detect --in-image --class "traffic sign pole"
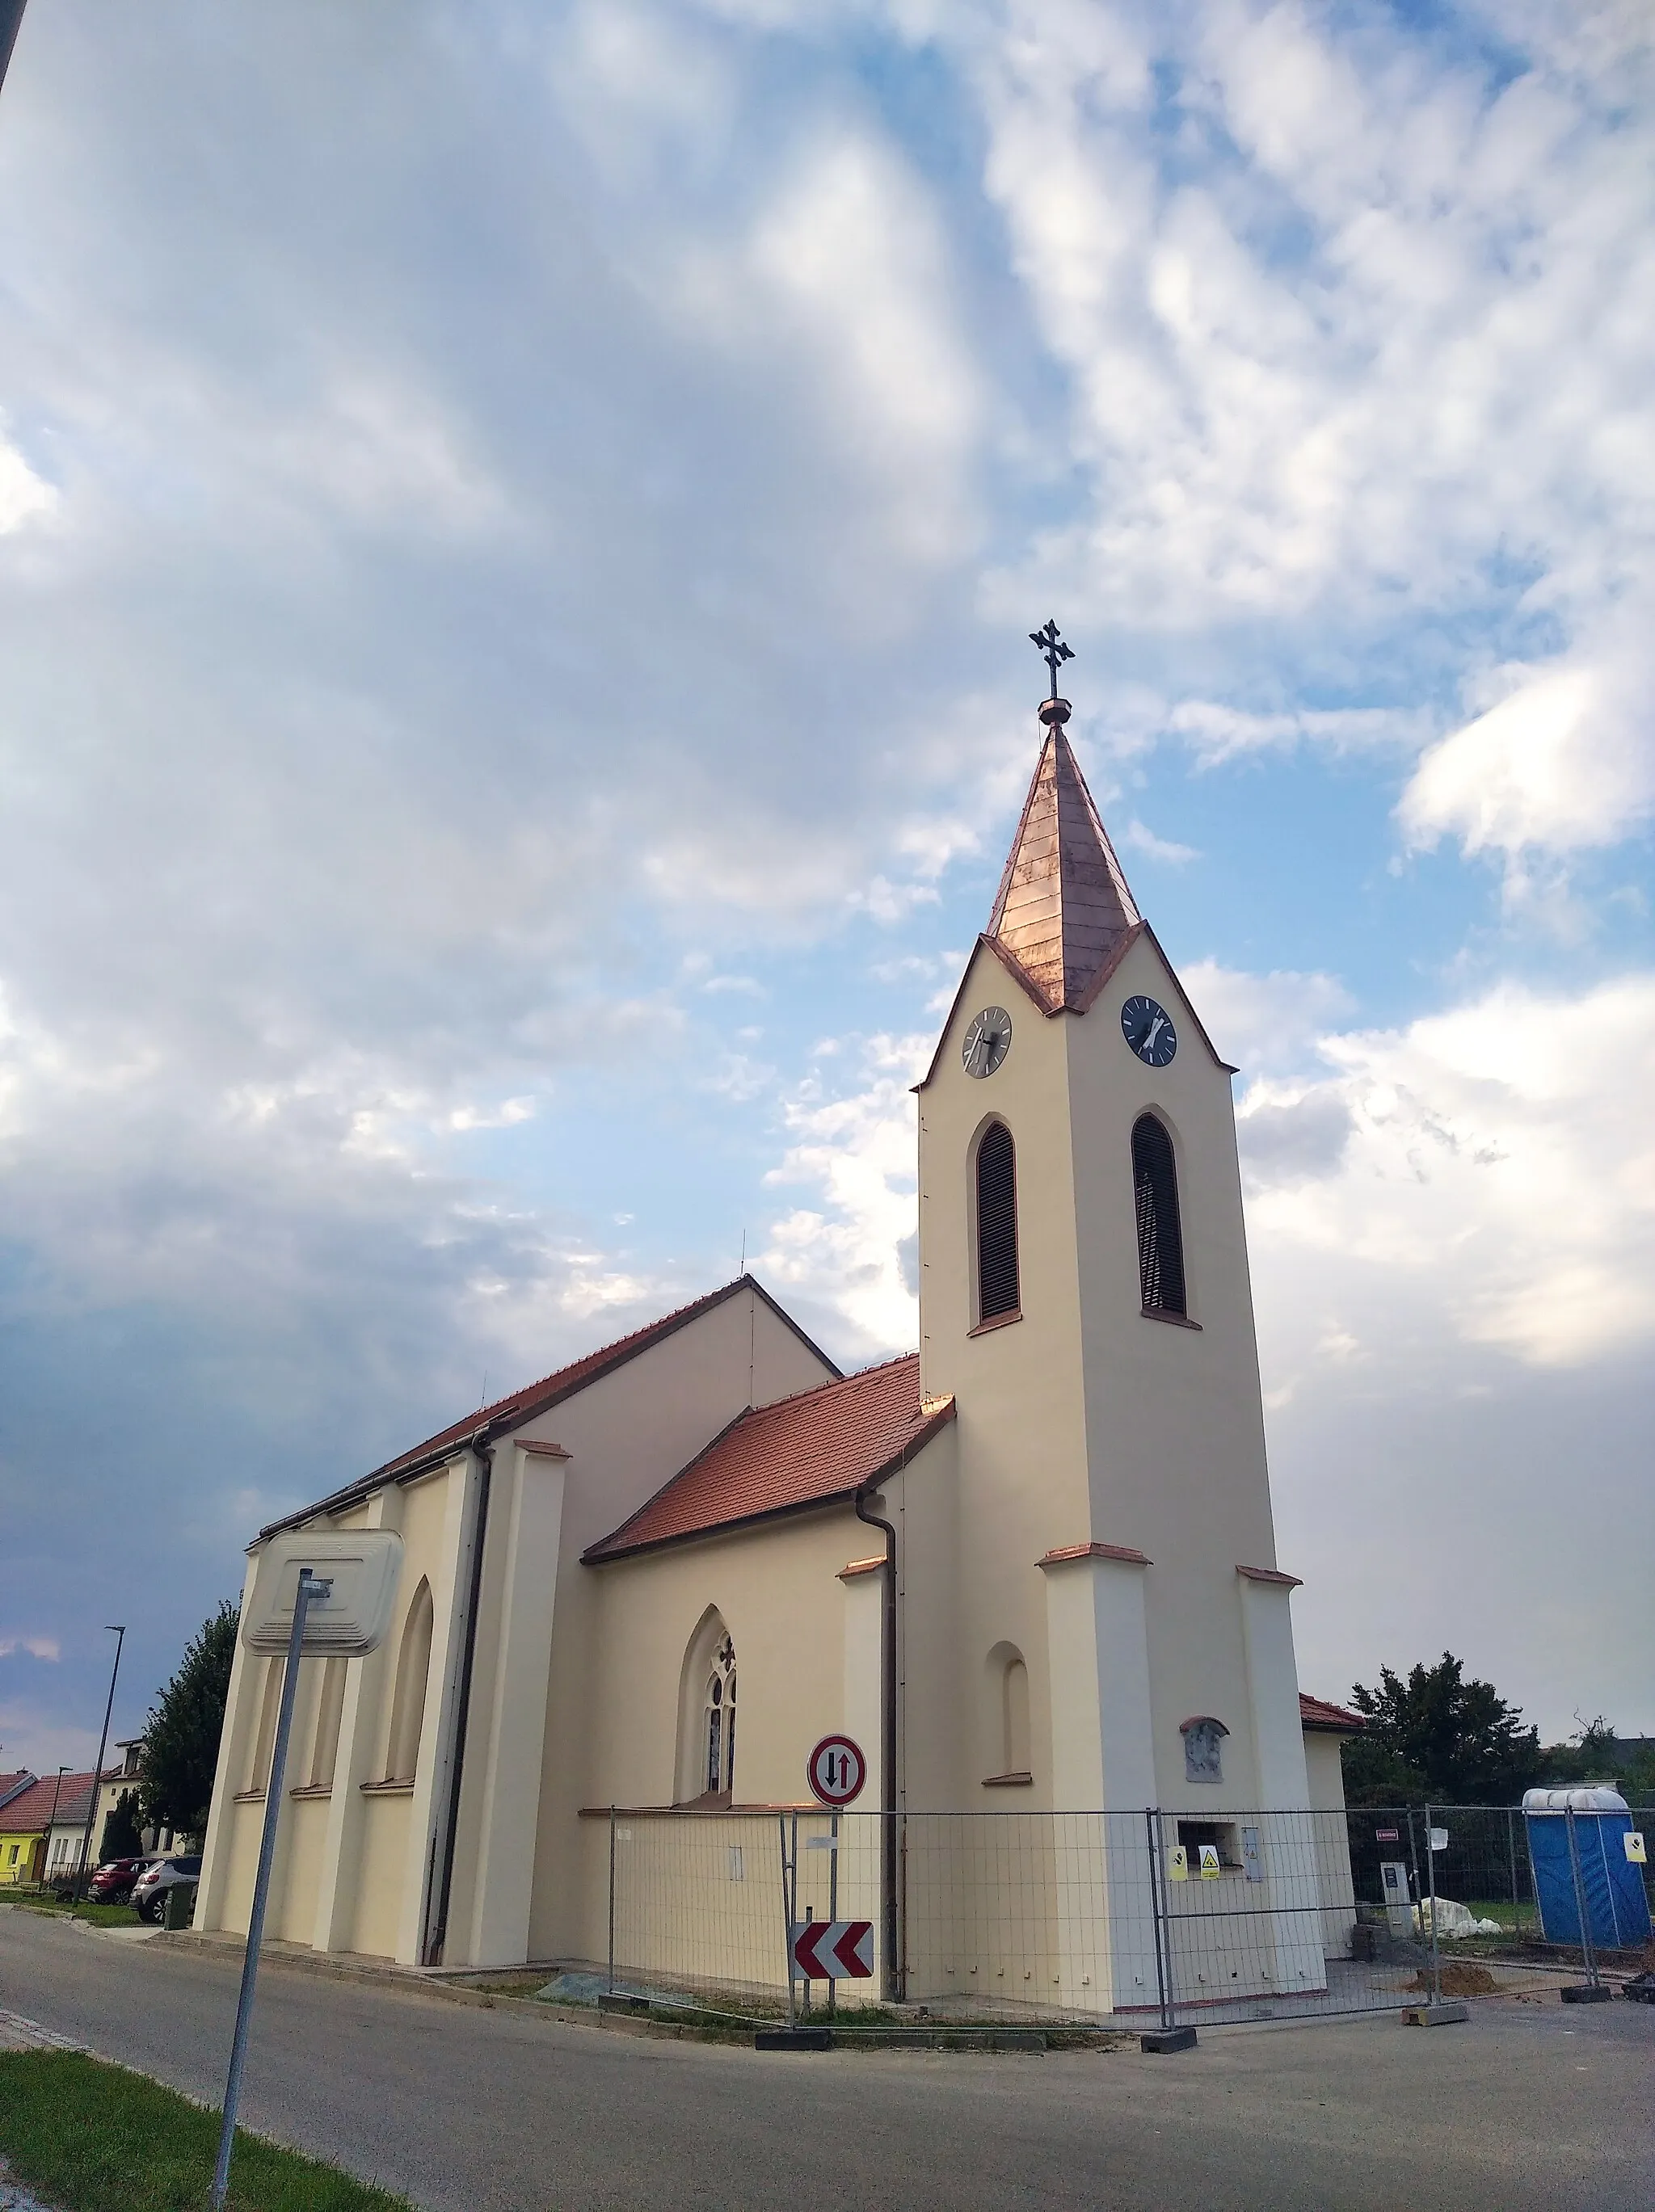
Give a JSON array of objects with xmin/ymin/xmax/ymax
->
[
  {"xmin": 777, "ymin": 1815, "xmax": 796, "ymax": 2032},
  {"xmin": 212, "ymin": 1571, "xmax": 329, "ymax": 2210},
  {"xmin": 828, "ymin": 1809, "xmax": 840, "ymax": 2020}
]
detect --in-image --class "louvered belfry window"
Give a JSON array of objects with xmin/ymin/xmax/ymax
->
[
  {"xmin": 1132, "ymin": 1112, "xmax": 1186, "ymax": 1316},
  {"xmin": 976, "ymin": 1120, "xmax": 1021, "ymax": 1321}
]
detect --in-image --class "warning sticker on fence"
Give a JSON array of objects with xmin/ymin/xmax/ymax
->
[
  {"xmin": 1628, "ymin": 1832, "xmax": 1648, "ymax": 1865},
  {"xmin": 1198, "ymin": 1844, "xmax": 1221, "ymax": 1878},
  {"xmin": 1168, "ymin": 1846, "xmax": 1188, "ymax": 1881}
]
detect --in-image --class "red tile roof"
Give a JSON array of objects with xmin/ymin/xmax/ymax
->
[
  {"xmin": 0, "ymin": 1768, "xmax": 120, "ymax": 1833},
  {"xmin": 262, "ymin": 1276, "xmax": 838, "ymax": 1539},
  {"xmin": 1299, "ymin": 1693, "xmax": 1366, "ymax": 1734},
  {"xmin": 584, "ymin": 1354, "xmax": 954, "ymax": 1562},
  {"xmin": 0, "ymin": 1772, "xmax": 35, "ymax": 1814}
]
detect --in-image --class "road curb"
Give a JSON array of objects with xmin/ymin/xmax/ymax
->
[{"xmin": 146, "ymin": 1935, "xmax": 1135, "ymax": 2054}]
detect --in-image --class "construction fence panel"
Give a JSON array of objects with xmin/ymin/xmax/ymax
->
[{"xmin": 600, "ymin": 1802, "xmax": 1640, "ymax": 2029}]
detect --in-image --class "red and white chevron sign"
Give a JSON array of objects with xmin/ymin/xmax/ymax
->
[{"xmin": 790, "ymin": 1919, "xmax": 874, "ymax": 1980}]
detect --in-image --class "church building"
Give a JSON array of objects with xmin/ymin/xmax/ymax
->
[{"xmin": 197, "ymin": 674, "xmax": 1359, "ymax": 2006}]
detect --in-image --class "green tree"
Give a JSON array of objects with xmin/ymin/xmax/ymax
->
[
  {"xmin": 1538, "ymin": 1716, "xmax": 1655, "ymax": 1798},
  {"xmin": 1341, "ymin": 1651, "xmax": 1543, "ymax": 1806},
  {"xmin": 140, "ymin": 1601, "xmax": 240, "ymax": 1839},
  {"xmin": 99, "ymin": 1788, "xmax": 143, "ymax": 1861}
]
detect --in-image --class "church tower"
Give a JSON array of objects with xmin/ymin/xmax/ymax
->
[{"xmin": 912, "ymin": 670, "xmax": 1310, "ymax": 1823}]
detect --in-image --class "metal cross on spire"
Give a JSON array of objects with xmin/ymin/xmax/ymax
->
[{"xmin": 1029, "ymin": 619, "xmax": 1075, "ymax": 701}]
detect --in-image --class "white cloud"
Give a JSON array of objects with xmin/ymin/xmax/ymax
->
[
  {"xmin": 1163, "ymin": 700, "xmax": 1430, "ymax": 763},
  {"xmin": 757, "ymin": 1032, "xmax": 926, "ymax": 1357},
  {"xmin": 1244, "ymin": 974, "xmax": 1655, "ymax": 1369},
  {"xmin": 0, "ymin": 1636, "xmax": 60, "ymax": 1662},
  {"xmin": 0, "ymin": 433, "xmax": 55, "ymax": 533},
  {"xmin": 972, "ymin": 0, "xmax": 1655, "ymax": 834},
  {"xmin": 1182, "ymin": 960, "xmax": 1353, "ymax": 1074},
  {"xmin": 670, "ymin": 125, "xmax": 983, "ymax": 576},
  {"xmin": 0, "ymin": 0, "xmax": 1649, "ymax": 1781},
  {"xmin": 1399, "ymin": 654, "xmax": 1655, "ymax": 864},
  {"xmin": 1122, "ymin": 818, "xmax": 1198, "ymax": 865}
]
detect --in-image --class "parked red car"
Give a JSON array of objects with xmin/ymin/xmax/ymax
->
[{"xmin": 88, "ymin": 1855, "xmax": 161, "ymax": 1903}]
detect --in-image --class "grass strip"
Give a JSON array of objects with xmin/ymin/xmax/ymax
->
[
  {"xmin": 3, "ymin": 1898, "xmax": 142, "ymax": 1930},
  {"xmin": 0, "ymin": 2050, "xmax": 414, "ymax": 2212}
]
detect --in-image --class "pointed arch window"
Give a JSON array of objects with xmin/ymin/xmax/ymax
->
[
  {"xmin": 385, "ymin": 1577, "xmax": 434, "ymax": 1785},
  {"xmin": 676, "ymin": 1609, "xmax": 739, "ymax": 1805},
  {"xmin": 1132, "ymin": 1112, "xmax": 1186, "ymax": 1317},
  {"xmin": 975, "ymin": 1120, "xmax": 1020, "ymax": 1323}
]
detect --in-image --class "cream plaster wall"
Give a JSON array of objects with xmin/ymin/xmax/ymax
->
[
  {"xmin": 196, "ymin": 1282, "xmax": 836, "ymax": 1969},
  {"xmin": 275, "ymin": 1793, "xmax": 331, "ymax": 1943},
  {"xmin": 200, "ymin": 1455, "xmax": 465, "ymax": 1958},
  {"xmin": 537, "ymin": 1500, "xmax": 866, "ymax": 1962},
  {"xmin": 1066, "ymin": 930, "xmax": 1282, "ymax": 1809},
  {"xmin": 915, "ymin": 927, "xmax": 1309, "ymax": 1831},
  {"xmin": 1301, "ymin": 1739, "xmax": 1359, "ymax": 1958},
  {"xmin": 916, "ymin": 944, "xmax": 1086, "ymax": 1818},
  {"xmin": 1303, "ymin": 1733, "xmax": 1350, "ymax": 1811}
]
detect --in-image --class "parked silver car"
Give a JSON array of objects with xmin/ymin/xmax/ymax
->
[{"xmin": 132, "ymin": 1852, "xmax": 201, "ymax": 1924}]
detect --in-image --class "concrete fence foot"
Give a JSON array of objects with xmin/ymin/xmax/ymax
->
[
  {"xmin": 1402, "ymin": 2001, "xmax": 1470, "ymax": 2025},
  {"xmin": 1140, "ymin": 2026, "xmax": 1198, "ymax": 2053}
]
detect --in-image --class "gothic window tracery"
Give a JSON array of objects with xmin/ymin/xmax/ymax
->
[{"xmin": 703, "ymin": 1634, "xmax": 737, "ymax": 1798}]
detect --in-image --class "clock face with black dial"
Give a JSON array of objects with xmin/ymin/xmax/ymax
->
[
  {"xmin": 962, "ymin": 1005, "xmax": 1013, "ymax": 1079},
  {"xmin": 1121, "ymin": 995, "xmax": 1177, "ymax": 1067}
]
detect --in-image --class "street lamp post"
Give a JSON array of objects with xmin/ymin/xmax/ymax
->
[
  {"xmin": 44, "ymin": 1765, "xmax": 70, "ymax": 1886},
  {"xmin": 74, "ymin": 1627, "xmax": 125, "ymax": 1900}
]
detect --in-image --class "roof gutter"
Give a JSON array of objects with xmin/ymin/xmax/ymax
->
[
  {"xmin": 855, "ymin": 1467, "xmax": 903, "ymax": 2004},
  {"xmin": 423, "ymin": 1422, "xmax": 494, "ymax": 1966}
]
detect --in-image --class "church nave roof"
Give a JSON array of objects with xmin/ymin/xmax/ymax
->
[{"xmin": 259, "ymin": 1274, "xmax": 838, "ymax": 1540}]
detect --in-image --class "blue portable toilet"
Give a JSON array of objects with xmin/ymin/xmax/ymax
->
[{"xmin": 1522, "ymin": 1788, "xmax": 1651, "ymax": 1949}]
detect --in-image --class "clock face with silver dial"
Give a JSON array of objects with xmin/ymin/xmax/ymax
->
[
  {"xmin": 962, "ymin": 1005, "xmax": 1013, "ymax": 1079},
  {"xmin": 1121, "ymin": 995, "xmax": 1177, "ymax": 1067}
]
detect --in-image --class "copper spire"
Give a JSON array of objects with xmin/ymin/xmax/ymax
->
[{"xmin": 985, "ymin": 695, "xmax": 1141, "ymax": 1014}]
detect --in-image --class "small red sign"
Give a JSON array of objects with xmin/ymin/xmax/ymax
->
[
  {"xmin": 1375, "ymin": 1827, "xmax": 1400, "ymax": 1842},
  {"xmin": 791, "ymin": 1919, "xmax": 875, "ymax": 1979},
  {"xmin": 806, "ymin": 1734, "xmax": 866, "ymax": 1808}
]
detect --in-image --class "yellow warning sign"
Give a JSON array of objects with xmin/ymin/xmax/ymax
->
[
  {"xmin": 1168, "ymin": 1846, "xmax": 1188, "ymax": 1882},
  {"xmin": 1626, "ymin": 1831, "xmax": 1648, "ymax": 1865},
  {"xmin": 1198, "ymin": 1844, "xmax": 1222, "ymax": 1879}
]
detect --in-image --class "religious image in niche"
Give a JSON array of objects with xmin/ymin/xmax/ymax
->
[{"xmin": 1181, "ymin": 1717, "xmax": 1228, "ymax": 1785}]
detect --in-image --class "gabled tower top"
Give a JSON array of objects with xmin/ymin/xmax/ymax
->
[{"xmin": 983, "ymin": 676, "xmax": 1141, "ymax": 1016}]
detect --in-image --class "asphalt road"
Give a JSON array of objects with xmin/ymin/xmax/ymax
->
[{"xmin": 2, "ymin": 1910, "xmax": 1650, "ymax": 2212}]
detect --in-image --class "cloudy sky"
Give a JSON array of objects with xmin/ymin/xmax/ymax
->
[{"xmin": 1, "ymin": 0, "xmax": 1650, "ymax": 1773}]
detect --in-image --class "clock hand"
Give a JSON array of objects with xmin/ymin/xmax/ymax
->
[{"xmin": 1143, "ymin": 1013, "xmax": 1164, "ymax": 1050}]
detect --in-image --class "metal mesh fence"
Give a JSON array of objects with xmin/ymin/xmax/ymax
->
[{"xmin": 596, "ymin": 1799, "xmax": 1652, "ymax": 2032}]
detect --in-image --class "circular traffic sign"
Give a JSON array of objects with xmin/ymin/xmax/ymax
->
[{"xmin": 806, "ymin": 1733, "xmax": 867, "ymax": 1808}]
